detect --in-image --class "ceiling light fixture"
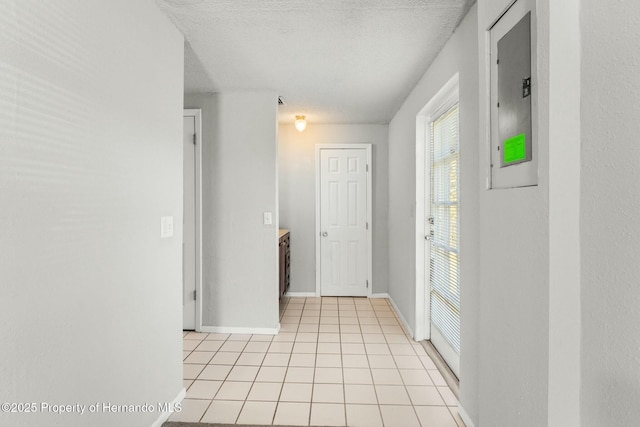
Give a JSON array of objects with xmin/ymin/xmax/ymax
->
[{"xmin": 294, "ymin": 115, "xmax": 307, "ymax": 132}]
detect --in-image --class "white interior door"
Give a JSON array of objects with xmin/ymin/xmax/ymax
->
[
  {"xmin": 183, "ymin": 115, "xmax": 196, "ymax": 330},
  {"xmin": 319, "ymin": 148, "xmax": 369, "ymax": 297},
  {"xmin": 426, "ymin": 104, "xmax": 461, "ymax": 377}
]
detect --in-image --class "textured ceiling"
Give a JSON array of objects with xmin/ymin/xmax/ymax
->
[{"xmin": 157, "ymin": 0, "xmax": 475, "ymax": 124}]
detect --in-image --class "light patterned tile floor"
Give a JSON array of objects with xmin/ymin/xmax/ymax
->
[{"xmin": 172, "ymin": 297, "xmax": 465, "ymax": 426}]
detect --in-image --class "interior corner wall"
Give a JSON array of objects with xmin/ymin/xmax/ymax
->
[
  {"xmin": 184, "ymin": 91, "xmax": 279, "ymax": 331},
  {"xmin": 0, "ymin": 1, "xmax": 184, "ymax": 426},
  {"xmin": 580, "ymin": 1, "xmax": 640, "ymax": 426},
  {"xmin": 387, "ymin": 5, "xmax": 480, "ymax": 423},
  {"xmin": 278, "ymin": 124, "xmax": 389, "ymax": 295}
]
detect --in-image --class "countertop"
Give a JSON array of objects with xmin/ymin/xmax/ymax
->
[{"xmin": 279, "ymin": 229, "xmax": 289, "ymax": 239}]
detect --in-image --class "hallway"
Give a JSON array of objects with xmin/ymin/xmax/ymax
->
[{"xmin": 171, "ymin": 297, "xmax": 464, "ymax": 426}]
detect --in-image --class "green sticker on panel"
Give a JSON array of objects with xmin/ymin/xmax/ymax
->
[{"xmin": 503, "ymin": 133, "xmax": 527, "ymax": 164}]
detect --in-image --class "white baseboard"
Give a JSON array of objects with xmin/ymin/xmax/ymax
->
[
  {"xmin": 285, "ymin": 292, "xmax": 317, "ymax": 297},
  {"xmin": 370, "ymin": 293, "xmax": 390, "ymax": 299},
  {"xmin": 200, "ymin": 324, "xmax": 280, "ymax": 335},
  {"xmin": 150, "ymin": 387, "xmax": 185, "ymax": 427},
  {"xmin": 458, "ymin": 404, "xmax": 475, "ymax": 427},
  {"xmin": 386, "ymin": 295, "xmax": 415, "ymax": 338}
]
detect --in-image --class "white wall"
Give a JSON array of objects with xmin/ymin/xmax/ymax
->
[
  {"xmin": 580, "ymin": 1, "xmax": 640, "ymax": 425},
  {"xmin": 387, "ymin": 5, "xmax": 480, "ymax": 422},
  {"xmin": 388, "ymin": 1, "xmax": 586, "ymax": 424},
  {"xmin": 278, "ymin": 124, "xmax": 389, "ymax": 295},
  {"xmin": 476, "ymin": 1, "xmax": 585, "ymax": 425},
  {"xmin": 547, "ymin": 1, "xmax": 581, "ymax": 426},
  {"xmin": 0, "ymin": 1, "xmax": 184, "ymax": 426},
  {"xmin": 476, "ymin": 1, "xmax": 550, "ymax": 425},
  {"xmin": 387, "ymin": 0, "xmax": 640, "ymax": 425},
  {"xmin": 184, "ymin": 92, "xmax": 280, "ymax": 332}
]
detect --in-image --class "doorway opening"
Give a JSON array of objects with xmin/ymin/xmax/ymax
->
[
  {"xmin": 415, "ymin": 76, "xmax": 461, "ymax": 377},
  {"xmin": 183, "ymin": 109, "xmax": 202, "ymax": 331}
]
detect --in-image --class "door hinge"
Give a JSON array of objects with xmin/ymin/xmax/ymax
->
[
  {"xmin": 366, "ymin": 222, "xmax": 369, "ymax": 230},
  {"xmin": 366, "ymin": 280, "xmax": 369, "ymax": 288},
  {"xmin": 366, "ymin": 164, "xmax": 369, "ymax": 172},
  {"xmin": 193, "ymin": 290, "xmax": 196, "ymax": 300},
  {"xmin": 193, "ymin": 133, "xmax": 196, "ymax": 144}
]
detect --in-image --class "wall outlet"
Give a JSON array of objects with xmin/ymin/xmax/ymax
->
[
  {"xmin": 161, "ymin": 216, "xmax": 174, "ymax": 238},
  {"xmin": 263, "ymin": 211, "xmax": 273, "ymax": 225}
]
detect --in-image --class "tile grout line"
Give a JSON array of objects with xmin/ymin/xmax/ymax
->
[
  {"xmin": 307, "ymin": 297, "xmax": 315, "ymax": 427},
  {"xmin": 275, "ymin": 294, "xmax": 302, "ymax": 425},
  {"xmin": 387, "ymin": 298, "xmax": 427, "ymax": 427},
  {"xmin": 202, "ymin": 332, "xmax": 253, "ymax": 422},
  {"xmin": 387, "ymin": 297, "xmax": 439, "ymax": 427},
  {"xmin": 339, "ymin": 298, "xmax": 347, "ymax": 426},
  {"xmin": 181, "ymin": 296, "xmax": 457, "ymax": 426},
  {"xmin": 270, "ymin": 292, "xmax": 291, "ymax": 427},
  {"xmin": 370, "ymin": 299, "xmax": 386, "ymax": 426},
  {"xmin": 205, "ymin": 333, "xmax": 237, "ymax": 423}
]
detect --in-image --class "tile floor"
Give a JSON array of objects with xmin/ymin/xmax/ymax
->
[{"xmin": 171, "ymin": 297, "xmax": 465, "ymax": 426}]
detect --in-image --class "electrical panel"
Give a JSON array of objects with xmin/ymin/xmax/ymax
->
[{"xmin": 490, "ymin": 0, "xmax": 537, "ymax": 189}]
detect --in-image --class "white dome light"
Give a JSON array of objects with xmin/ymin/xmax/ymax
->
[{"xmin": 294, "ymin": 115, "xmax": 307, "ymax": 132}]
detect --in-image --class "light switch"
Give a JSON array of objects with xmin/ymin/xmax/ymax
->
[
  {"xmin": 263, "ymin": 211, "xmax": 273, "ymax": 225},
  {"xmin": 161, "ymin": 216, "xmax": 174, "ymax": 238}
]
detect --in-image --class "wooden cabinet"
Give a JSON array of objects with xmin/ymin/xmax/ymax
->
[{"xmin": 279, "ymin": 229, "xmax": 290, "ymax": 300}]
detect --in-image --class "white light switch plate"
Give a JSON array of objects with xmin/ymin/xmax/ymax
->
[
  {"xmin": 161, "ymin": 216, "xmax": 174, "ymax": 238},
  {"xmin": 263, "ymin": 211, "xmax": 273, "ymax": 225}
]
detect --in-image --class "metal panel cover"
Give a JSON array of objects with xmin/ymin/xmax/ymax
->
[{"xmin": 498, "ymin": 12, "xmax": 532, "ymax": 167}]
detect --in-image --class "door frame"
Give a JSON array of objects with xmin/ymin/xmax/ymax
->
[
  {"xmin": 315, "ymin": 144, "xmax": 373, "ymax": 298},
  {"xmin": 184, "ymin": 109, "xmax": 203, "ymax": 331},
  {"xmin": 415, "ymin": 75, "xmax": 459, "ymax": 341}
]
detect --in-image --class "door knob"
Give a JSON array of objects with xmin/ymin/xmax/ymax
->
[{"xmin": 322, "ymin": 231, "xmax": 328, "ymax": 237}]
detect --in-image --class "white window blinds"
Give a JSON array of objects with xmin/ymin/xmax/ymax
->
[{"xmin": 429, "ymin": 104, "xmax": 461, "ymax": 355}]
